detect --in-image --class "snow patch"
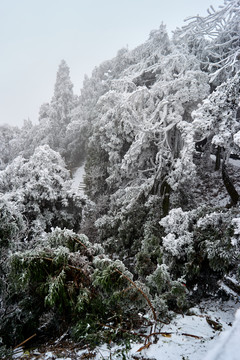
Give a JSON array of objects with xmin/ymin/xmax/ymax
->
[{"xmin": 71, "ymin": 163, "xmax": 86, "ymax": 194}]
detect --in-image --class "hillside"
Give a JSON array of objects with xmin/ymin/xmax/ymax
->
[{"xmin": 0, "ymin": 1, "xmax": 240, "ymax": 359}]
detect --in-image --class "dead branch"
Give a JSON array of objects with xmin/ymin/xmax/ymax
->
[
  {"xmin": 14, "ymin": 333, "xmax": 37, "ymax": 349},
  {"xmin": 31, "ymin": 256, "xmax": 84, "ymax": 274},
  {"xmin": 73, "ymin": 237, "xmax": 88, "ymax": 250},
  {"xmin": 181, "ymin": 332, "xmax": 203, "ymax": 339},
  {"xmin": 114, "ymin": 268, "xmax": 157, "ymax": 322},
  {"xmin": 145, "ymin": 331, "xmax": 203, "ymax": 342}
]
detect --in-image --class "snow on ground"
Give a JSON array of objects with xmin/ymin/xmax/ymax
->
[
  {"xmin": 12, "ymin": 298, "xmax": 240, "ymax": 359},
  {"xmin": 229, "ymin": 158, "xmax": 240, "ymax": 168},
  {"xmin": 203, "ymin": 308, "xmax": 240, "ymax": 360},
  {"xmin": 71, "ymin": 163, "xmax": 86, "ymax": 195},
  {"xmin": 210, "ymin": 154, "xmax": 240, "ymax": 168}
]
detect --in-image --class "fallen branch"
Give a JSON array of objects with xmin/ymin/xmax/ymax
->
[
  {"xmin": 31, "ymin": 256, "xmax": 84, "ymax": 274},
  {"xmin": 137, "ymin": 342, "xmax": 152, "ymax": 352},
  {"xmin": 181, "ymin": 332, "xmax": 203, "ymax": 339},
  {"xmin": 114, "ymin": 268, "xmax": 157, "ymax": 322},
  {"xmin": 73, "ymin": 237, "xmax": 87, "ymax": 250},
  {"xmin": 14, "ymin": 333, "xmax": 37, "ymax": 349},
  {"xmin": 145, "ymin": 331, "xmax": 203, "ymax": 342}
]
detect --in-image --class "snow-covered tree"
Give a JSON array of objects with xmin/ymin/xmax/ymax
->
[
  {"xmin": 174, "ymin": 0, "xmax": 240, "ymax": 85},
  {"xmin": 0, "ymin": 145, "xmax": 84, "ymax": 240},
  {"xmin": 0, "ymin": 124, "xmax": 19, "ymax": 169},
  {"xmin": 0, "ymin": 198, "xmax": 25, "ymax": 249},
  {"xmin": 9, "ymin": 119, "xmax": 39, "ymax": 160},
  {"xmin": 47, "ymin": 60, "xmax": 77, "ymax": 151},
  {"xmin": 64, "ymin": 105, "xmax": 90, "ymax": 167},
  {"xmin": 159, "ymin": 206, "xmax": 239, "ymax": 300},
  {"xmin": 86, "ymin": 26, "xmax": 209, "ymax": 219},
  {"xmin": 193, "ymin": 72, "xmax": 240, "ymax": 204},
  {"xmin": 1, "ymin": 1, "xmax": 240, "ymax": 353},
  {"xmin": 10, "ymin": 61, "xmax": 78, "ymax": 162},
  {"xmin": 193, "ymin": 72, "xmax": 240, "ymax": 158}
]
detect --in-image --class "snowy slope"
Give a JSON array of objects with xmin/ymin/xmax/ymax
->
[{"xmin": 12, "ymin": 299, "xmax": 239, "ymax": 359}]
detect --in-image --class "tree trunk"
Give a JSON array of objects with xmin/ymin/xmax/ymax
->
[
  {"xmin": 160, "ymin": 181, "xmax": 171, "ymax": 216},
  {"xmin": 200, "ymin": 136, "xmax": 213, "ymax": 171},
  {"xmin": 215, "ymin": 146, "xmax": 222, "ymax": 171},
  {"xmin": 222, "ymin": 162, "xmax": 239, "ymax": 206}
]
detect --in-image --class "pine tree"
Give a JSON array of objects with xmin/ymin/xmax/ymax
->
[{"xmin": 48, "ymin": 60, "xmax": 76, "ymax": 151}]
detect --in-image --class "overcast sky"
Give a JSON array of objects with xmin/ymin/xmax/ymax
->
[{"xmin": 0, "ymin": 0, "xmax": 221, "ymax": 127}]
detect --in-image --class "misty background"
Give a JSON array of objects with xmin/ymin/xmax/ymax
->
[{"xmin": 0, "ymin": 0, "xmax": 221, "ymax": 127}]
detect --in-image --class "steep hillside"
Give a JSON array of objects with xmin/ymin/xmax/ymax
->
[{"xmin": 0, "ymin": 1, "xmax": 240, "ymax": 358}]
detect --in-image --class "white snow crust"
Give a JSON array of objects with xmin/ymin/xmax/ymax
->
[
  {"xmin": 203, "ymin": 307, "xmax": 240, "ymax": 360},
  {"xmin": 14, "ymin": 299, "xmax": 239, "ymax": 359}
]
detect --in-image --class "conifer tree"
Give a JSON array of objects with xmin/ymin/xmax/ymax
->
[{"xmin": 48, "ymin": 60, "xmax": 76, "ymax": 151}]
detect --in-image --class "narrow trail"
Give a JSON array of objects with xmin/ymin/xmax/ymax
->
[{"xmin": 71, "ymin": 163, "xmax": 86, "ymax": 195}]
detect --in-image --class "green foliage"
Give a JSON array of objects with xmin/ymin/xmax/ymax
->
[
  {"xmin": 92, "ymin": 257, "xmax": 147, "ymax": 313},
  {"xmin": 96, "ymin": 192, "xmax": 164, "ymax": 272},
  {"xmin": 147, "ymin": 264, "xmax": 188, "ymax": 315},
  {"xmin": 3, "ymin": 229, "xmax": 150, "ymax": 348},
  {"xmin": 48, "ymin": 227, "xmax": 91, "ymax": 252},
  {"xmin": 136, "ymin": 197, "xmax": 164, "ymax": 277},
  {"xmin": 44, "ymin": 270, "xmax": 67, "ymax": 309},
  {"xmin": 1, "ymin": 230, "xmax": 92, "ymax": 346},
  {"xmin": 95, "ymin": 194, "xmax": 147, "ymax": 260}
]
